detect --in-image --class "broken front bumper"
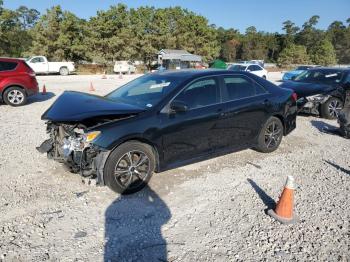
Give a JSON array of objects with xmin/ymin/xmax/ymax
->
[{"xmin": 37, "ymin": 136, "xmax": 111, "ymax": 186}]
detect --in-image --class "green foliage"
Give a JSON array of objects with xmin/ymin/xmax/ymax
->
[
  {"xmin": 0, "ymin": 4, "xmax": 349, "ymax": 66},
  {"xmin": 28, "ymin": 6, "xmax": 87, "ymax": 61},
  {"xmin": 327, "ymin": 21, "xmax": 350, "ymax": 64},
  {"xmin": 309, "ymin": 39, "xmax": 337, "ymax": 65},
  {"xmin": 277, "ymin": 44, "xmax": 310, "ymax": 66},
  {"xmin": 0, "ymin": 6, "xmax": 36, "ymax": 57}
]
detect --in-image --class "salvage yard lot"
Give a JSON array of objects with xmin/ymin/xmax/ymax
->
[{"xmin": 0, "ymin": 73, "xmax": 349, "ymax": 261}]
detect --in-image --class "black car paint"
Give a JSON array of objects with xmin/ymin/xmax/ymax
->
[
  {"xmin": 41, "ymin": 91, "xmax": 145, "ymax": 122},
  {"xmin": 279, "ymin": 81, "xmax": 337, "ymax": 97},
  {"xmin": 280, "ymin": 68, "xmax": 349, "ymax": 99},
  {"xmin": 42, "ymin": 70, "xmax": 297, "ymax": 183}
]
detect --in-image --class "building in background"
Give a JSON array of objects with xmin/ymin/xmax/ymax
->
[{"xmin": 158, "ymin": 49, "xmax": 202, "ymax": 70}]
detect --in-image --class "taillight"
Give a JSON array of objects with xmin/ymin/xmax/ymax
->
[
  {"xmin": 28, "ymin": 71, "xmax": 36, "ymax": 77},
  {"xmin": 291, "ymin": 92, "xmax": 298, "ymax": 102}
]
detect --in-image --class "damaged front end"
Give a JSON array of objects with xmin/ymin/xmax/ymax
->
[
  {"xmin": 37, "ymin": 122, "xmax": 110, "ymax": 184},
  {"xmin": 297, "ymin": 94, "xmax": 331, "ymax": 115},
  {"xmin": 37, "ymin": 91, "xmax": 145, "ymax": 185}
]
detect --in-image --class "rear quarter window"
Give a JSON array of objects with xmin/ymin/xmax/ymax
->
[
  {"xmin": 223, "ymin": 75, "xmax": 267, "ymax": 101},
  {"xmin": 0, "ymin": 61, "xmax": 18, "ymax": 71}
]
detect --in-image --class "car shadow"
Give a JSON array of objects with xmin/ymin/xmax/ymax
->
[
  {"xmin": 104, "ymin": 186, "xmax": 171, "ymax": 261},
  {"xmin": 310, "ymin": 120, "xmax": 340, "ymax": 135},
  {"xmin": 26, "ymin": 92, "xmax": 55, "ymax": 105},
  {"xmin": 324, "ymin": 160, "xmax": 350, "ymax": 176},
  {"xmin": 247, "ymin": 179, "xmax": 276, "ymax": 212}
]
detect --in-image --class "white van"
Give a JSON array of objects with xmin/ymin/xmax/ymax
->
[{"xmin": 113, "ymin": 61, "xmax": 136, "ymax": 74}]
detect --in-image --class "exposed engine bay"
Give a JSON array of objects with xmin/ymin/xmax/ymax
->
[
  {"xmin": 297, "ymin": 94, "xmax": 332, "ymax": 115},
  {"xmin": 38, "ymin": 123, "xmax": 97, "ymax": 174},
  {"xmin": 37, "ymin": 122, "xmax": 111, "ymax": 185}
]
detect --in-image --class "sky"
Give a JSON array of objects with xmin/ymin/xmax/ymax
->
[{"xmin": 3, "ymin": 0, "xmax": 350, "ymax": 33}]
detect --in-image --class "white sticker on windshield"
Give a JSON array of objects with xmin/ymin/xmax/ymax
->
[
  {"xmin": 146, "ymin": 104, "xmax": 153, "ymax": 107},
  {"xmin": 150, "ymin": 82, "xmax": 171, "ymax": 89},
  {"xmin": 325, "ymin": 73, "xmax": 338, "ymax": 78}
]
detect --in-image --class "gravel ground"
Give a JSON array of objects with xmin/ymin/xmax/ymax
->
[{"xmin": 0, "ymin": 73, "xmax": 349, "ymax": 261}]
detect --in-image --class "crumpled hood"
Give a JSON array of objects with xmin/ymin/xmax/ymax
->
[
  {"xmin": 41, "ymin": 91, "xmax": 145, "ymax": 122},
  {"xmin": 279, "ymin": 81, "xmax": 336, "ymax": 97}
]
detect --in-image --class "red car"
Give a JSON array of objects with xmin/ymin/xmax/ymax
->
[{"xmin": 0, "ymin": 57, "xmax": 39, "ymax": 106}]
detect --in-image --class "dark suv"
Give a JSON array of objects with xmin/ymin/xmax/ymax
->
[{"xmin": 0, "ymin": 58, "xmax": 39, "ymax": 106}]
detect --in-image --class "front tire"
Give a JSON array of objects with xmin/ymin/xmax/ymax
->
[
  {"xmin": 3, "ymin": 86, "xmax": 27, "ymax": 106},
  {"xmin": 104, "ymin": 141, "xmax": 155, "ymax": 194},
  {"xmin": 320, "ymin": 97, "xmax": 343, "ymax": 119},
  {"xmin": 59, "ymin": 67, "xmax": 69, "ymax": 76},
  {"xmin": 255, "ymin": 116, "xmax": 283, "ymax": 153}
]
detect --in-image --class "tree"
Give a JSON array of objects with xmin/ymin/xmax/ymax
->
[
  {"xmin": 240, "ymin": 26, "xmax": 269, "ymax": 60},
  {"xmin": 216, "ymin": 27, "xmax": 240, "ymax": 62},
  {"xmin": 29, "ymin": 6, "xmax": 87, "ymax": 61},
  {"xmin": 309, "ymin": 39, "xmax": 337, "ymax": 65},
  {"xmin": 296, "ymin": 15, "xmax": 324, "ymax": 52},
  {"xmin": 87, "ymin": 4, "xmax": 136, "ymax": 64},
  {"xmin": 0, "ymin": 5, "xmax": 38, "ymax": 57},
  {"xmin": 277, "ymin": 44, "xmax": 310, "ymax": 66},
  {"xmin": 282, "ymin": 20, "xmax": 299, "ymax": 48},
  {"xmin": 16, "ymin": 6, "xmax": 39, "ymax": 29},
  {"xmin": 327, "ymin": 21, "xmax": 350, "ymax": 64}
]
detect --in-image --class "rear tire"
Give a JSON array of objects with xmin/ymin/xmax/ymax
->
[
  {"xmin": 3, "ymin": 86, "xmax": 27, "ymax": 106},
  {"xmin": 320, "ymin": 97, "xmax": 343, "ymax": 119},
  {"xmin": 104, "ymin": 141, "xmax": 155, "ymax": 194},
  {"xmin": 59, "ymin": 67, "xmax": 69, "ymax": 76},
  {"xmin": 255, "ymin": 116, "xmax": 283, "ymax": 153}
]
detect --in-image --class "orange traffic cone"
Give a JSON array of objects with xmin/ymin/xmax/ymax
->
[
  {"xmin": 42, "ymin": 84, "xmax": 47, "ymax": 95},
  {"xmin": 102, "ymin": 71, "xmax": 107, "ymax": 79},
  {"xmin": 89, "ymin": 82, "xmax": 95, "ymax": 92},
  {"xmin": 268, "ymin": 176, "xmax": 297, "ymax": 224}
]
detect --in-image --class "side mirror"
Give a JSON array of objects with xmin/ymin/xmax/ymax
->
[
  {"xmin": 291, "ymin": 75, "xmax": 297, "ymax": 80},
  {"xmin": 246, "ymin": 69, "xmax": 251, "ymax": 72},
  {"xmin": 170, "ymin": 100, "xmax": 188, "ymax": 113}
]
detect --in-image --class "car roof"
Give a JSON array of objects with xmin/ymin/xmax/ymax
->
[
  {"xmin": 153, "ymin": 69, "xmax": 254, "ymax": 79},
  {"xmin": 0, "ymin": 57, "xmax": 24, "ymax": 63},
  {"xmin": 231, "ymin": 63, "xmax": 259, "ymax": 67}
]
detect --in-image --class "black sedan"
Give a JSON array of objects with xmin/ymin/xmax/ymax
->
[
  {"xmin": 38, "ymin": 70, "xmax": 297, "ymax": 194},
  {"xmin": 280, "ymin": 67, "xmax": 350, "ymax": 119}
]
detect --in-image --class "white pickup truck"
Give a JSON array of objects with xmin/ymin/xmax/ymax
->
[{"xmin": 26, "ymin": 56, "xmax": 75, "ymax": 76}]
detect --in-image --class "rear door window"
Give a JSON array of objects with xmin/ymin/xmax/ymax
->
[
  {"xmin": 223, "ymin": 75, "xmax": 267, "ymax": 101},
  {"xmin": 0, "ymin": 61, "xmax": 18, "ymax": 71}
]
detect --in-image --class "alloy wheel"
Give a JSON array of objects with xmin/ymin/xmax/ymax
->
[
  {"xmin": 7, "ymin": 90, "xmax": 24, "ymax": 105},
  {"xmin": 264, "ymin": 121, "xmax": 282, "ymax": 149},
  {"xmin": 114, "ymin": 150, "xmax": 151, "ymax": 190},
  {"xmin": 328, "ymin": 100, "xmax": 342, "ymax": 118}
]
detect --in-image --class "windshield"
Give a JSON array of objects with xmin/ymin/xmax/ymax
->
[
  {"xmin": 294, "ymin": 70, "xmax": 343, "ymax": 84},
  {"xmin": 106, "ymin": 74, "xmax": 183, "ymax": 108},
  {"xmin": 229, "ymin": 65, "xmax": 247, "ymax": 71}
]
